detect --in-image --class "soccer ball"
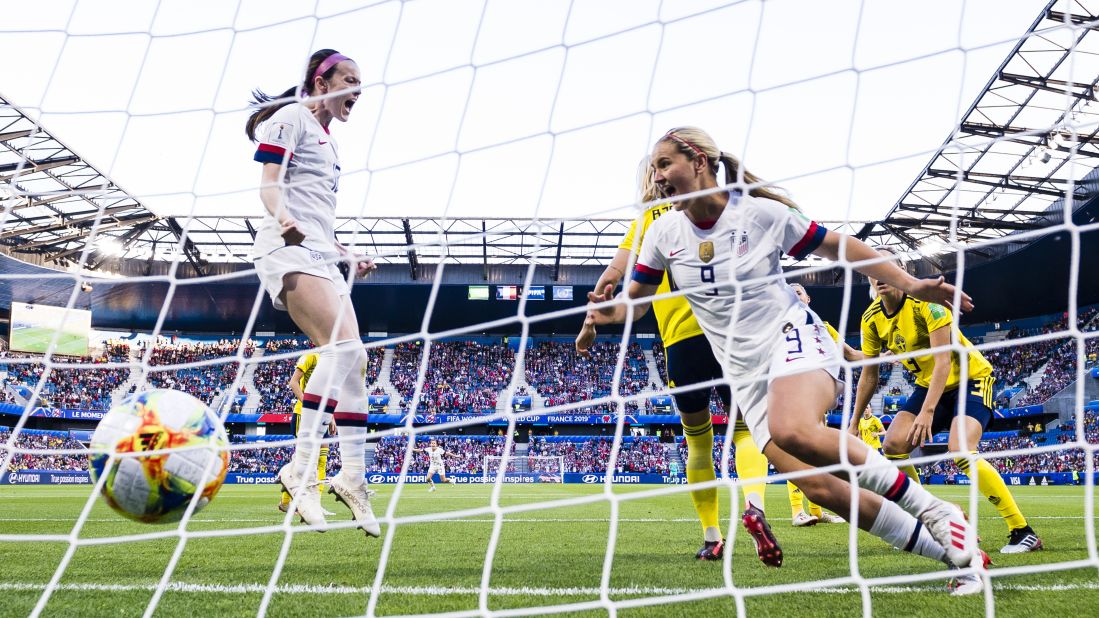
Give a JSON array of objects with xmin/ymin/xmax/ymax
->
[{"xmin": 89, "ymin": 389, "xmax": 229, "ymax": 523}]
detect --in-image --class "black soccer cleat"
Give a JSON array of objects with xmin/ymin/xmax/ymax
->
[
  {"xmin": 1000, "ymin": 525, "xmax": 1043, "ymax": 554},
  {"xmin": 742, "ymin": 505, "xmax": 783, "ymax": 567},
  {"xmin": 695, "ymin": 538, "xmax": 725, "ymax": 561}
]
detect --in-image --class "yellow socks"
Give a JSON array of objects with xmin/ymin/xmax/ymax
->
[
  {"xmin": 886, "ymin": 452, "xmax": 922, "ymax": 484},
  {"xmin": 955, "ymin": 452, "xmax": 1028, "ymax": 530},
  {"xmin": 787, "ymin": 481, "xmax": 822, "ymax": 517},
  {"xmin": 281, "ymin": 445, "xmax": 330, "ymax": 507},
  {"xmin": 734, "ymin": 420, "xmax": 768, "ymax": 511},
  {"xmin": 683, "ymin": 418, "xmax": 719, "ymax": 533}
]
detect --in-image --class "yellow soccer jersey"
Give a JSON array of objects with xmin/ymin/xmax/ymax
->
[
  {"xmin": 292, "ymin": 352, "xmax": 319, "ymax": 415},
  {"xmin": 619, "ymin": 204, "xmax": 704, "ymax": 347},
  {"xmin": 860, "ymin": 296, "xmax": 992, "ymax": 389},
  {"xmin": 824, "ymin": 321, "xmax": 841, "ymax": 343},
  {"xmin": 858, "ymin": 415, "xmax": 885, "ymax": 449}
]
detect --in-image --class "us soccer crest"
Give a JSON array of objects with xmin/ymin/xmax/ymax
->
[
  {"xmin": 736, "ymin": 230, "xmax": 750, "ymax": 256},
  {"xmin": 698, "ymin": 241, "xmax": 714, "ymax": 263}
]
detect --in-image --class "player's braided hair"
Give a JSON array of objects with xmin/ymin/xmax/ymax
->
[
  {"xmin": 245, "ymin": 49, "xmax": 349, "ymax": 142},
  {"xmin": 654, "ymin": 126, "xmax": 801, "ymax": 211}
]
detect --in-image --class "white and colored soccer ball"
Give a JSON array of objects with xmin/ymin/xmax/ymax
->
[{"xmin": 89, "ymin": 389, "xmax": 229, "ymax": 523}]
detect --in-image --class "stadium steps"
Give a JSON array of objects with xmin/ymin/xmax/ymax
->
[
  {"xmin": 498, "ymin": 356, "xmax": 545, "ymax": 411},
  {"xmin": 239, "ymin": 346, "xmax": 265, "ymax": 413},
  {"xmin": 109, "ymin": 344, "xmax": 143, "ymax": 406},
  {"xmin": 643, "ymin": 349, "xmax": 665, "ymax": 387},
  {"xmin": 374, "ymin": 348, "xmax": 404, "ymax": 410},
  {"xmin": 665, "ymin": 442, "xmax": 683, "ymax": 472}
]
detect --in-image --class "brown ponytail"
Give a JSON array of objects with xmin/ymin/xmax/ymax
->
[{"xmin": 245, "ymin": 48, "xmax": 345, "ymax": 142}]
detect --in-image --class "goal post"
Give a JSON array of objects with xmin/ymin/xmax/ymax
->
[{"xmin": 482, "ymin": 454, "xmax": 564, "ymax": 483}]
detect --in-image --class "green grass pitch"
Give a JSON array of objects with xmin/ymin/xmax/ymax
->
[{"xmin": 0, "ymin": 484, "xmax": 1096, "ymax": 617}]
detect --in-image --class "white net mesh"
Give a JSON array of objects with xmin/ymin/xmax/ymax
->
[{"xmin": 1, "ymin": 1, "xmax": 1099, "ymax": 616}]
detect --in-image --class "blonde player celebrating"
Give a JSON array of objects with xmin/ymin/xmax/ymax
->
[
  {"xmin": 854, "ymin": 404, "xmax": 887, "ymax": 452},
  {"xmin": 576, "ymin": 166, "xmax": 779, "ymax": 564},
  {"xmin": 413, "ymin": 439, "xmax": 455, "ymax": 492},
  {"xmin": 850, "ymin": 248, "xmax": 1041, "ymax": 554},
  {"xmin": 786, "ymin": 283, "xmax": 851, "ymax": 526},
  {"xmin": 278, "ymin": 351, "xmax": 338, "ymax": 516},
  {"xmin": 590, "ymin": 127, "xmax": 985, "ymax": 592},
  {"xmin": 247, "ymin": 49, "xmax": 380, "ymax": 537}
]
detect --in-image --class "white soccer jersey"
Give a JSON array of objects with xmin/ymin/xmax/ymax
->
[
  {"xmin": 426, "ymin": 446, "xmax": 445, "ymax": 468},
  {"xmin": 250, "ymin": 102, "xmax": 342, "ymax": 258},
  {"xmin": 633, "ymin": 193, "xmax": 828, "ymax": 378}
]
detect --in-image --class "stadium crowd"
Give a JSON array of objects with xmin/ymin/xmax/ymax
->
[
  {"xmin": 250, "ymin": 340, "xmax": 383, "ymax": 416},
  {"xmin": 390, "ymin": 341, "xmax": 514, "ymax": 414},
  {"xmin": 528, "ymin": 436, "xmax": 671, "ymax": 474},
  {"xmin": 0, "ymin": 342, "xmax": 131, "ymax": 410},
  {"xmin": 1, "ymin": 429, "xmax": 88, "ymax": 471},
  {"xmin": 368, "ymin": 435, "xmax": 513, "ymax": 474},
  {"xmin": 526, "ymin": 341, "xmax": 651, "ymax": 414},
  {"xmin": 144, "ymin": 339, "xmax": 256, "ymax": 405}
]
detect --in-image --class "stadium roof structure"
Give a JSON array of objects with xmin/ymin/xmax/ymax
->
[
  {"xmin": 5, "ymin": 1, "xmax": 1099, "ymax": 280},
  {"xmin": 857, "ymin": 1, "xmax": 1099, "ymax": 264}
]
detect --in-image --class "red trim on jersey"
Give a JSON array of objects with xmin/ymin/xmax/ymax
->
[
  {"xmin": 633, "ymin": 262, "xmax": 664, "ymax": 285},
  {"xmin": 788, "ymin": 221, "xmax": 827, "ymax": 260},
  {"xmin": 691, "ymin": 219, "xmax": 718, "ymax": 230},
  {"xmin": 257, "ymin": 143, "xmax": 290, "ymax": 157}
]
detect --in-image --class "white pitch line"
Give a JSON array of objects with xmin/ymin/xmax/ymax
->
[
  {"xmin": 1, "ymin": 581, "xmax": 1098, "ymax": 596},
  {"xmin": 0, "ymin": 515, "xmax": 1091, "ymax": 524}
]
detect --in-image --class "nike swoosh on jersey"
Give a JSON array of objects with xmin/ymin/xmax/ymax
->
[
  {"xmin": 319, "ymin": 140, "xmax": 328, "ymax": 145},
  {"xmin": 669, "ymin": 248, "xmax": 686, "ymax": 256}
]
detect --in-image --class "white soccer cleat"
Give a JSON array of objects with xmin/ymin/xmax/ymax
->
[
  {"xmin": 919, "ymin": 502, "xmax": 977, "ymax": 568},
  {"xmin": 429, "ymin": 485, "xmax": 436, "ymax": 493},
  {"xmin": 277, "ymin": 464, "xmax": 327, "ymax": 529},
  {"xmin": 949, "ymin": 548, "xmax": 991, "ymax": 596},
  {"xmin": 948, "ymin": 570, "xmax": 984, "ymax": 596},
  {"xmin": 817, "ymin": 512, "xmax": 846, "ymax": 524},
  {"xmin": 792, "ymin": 511, "xmax": 819, "ymax": 527},
  {"xmin": 329, "ymin": 474, "xmax": 382, "ymax": 538}
]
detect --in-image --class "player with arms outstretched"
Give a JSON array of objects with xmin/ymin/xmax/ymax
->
[
  {"xmin": 279, "ymin": 351, "xmax": 338, "ymax": 516},
  {"xmin": 849, "ymin": 247, "xmax": 1041, "ymax": 554},
  {"xmin": 413, "ymin": 439, "xmax": 455, "ymax": 492},
  {"xmin": 246, "ymin": 49, "xmax": 380, "ymax": 536},
  {"xmin": 590, "ymin": 127, "xmax": 986, "ymax": 592},
  {"xmin": 577, "ymin": 165, "xmax": 779, "ymax": 564}
]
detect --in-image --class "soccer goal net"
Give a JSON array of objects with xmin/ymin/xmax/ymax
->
[
  {"xmin": 483, "ymin": 454, "xmax": 564, "ymax": 483},
  {"xmin": 1, "ymin": 1, "xmax": 1098, "ymax": 617}
]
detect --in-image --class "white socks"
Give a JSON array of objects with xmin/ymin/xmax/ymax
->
[{"xmin": 870, "ymin": 500, "xmax": 947, "ymax": 563}]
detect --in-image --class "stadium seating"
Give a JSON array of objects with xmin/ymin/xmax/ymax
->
[
  {"xmin": 390, "ymin": 341, "xmax": 514, "ymax": 414},
  {"xmin": 526, "ymin": 341, "xmax": 650, "ymax": 415},
  {"xmin": 369, "ymin": 435, "xmax": 513, "ymax": 474},
  {"xmin": 144, "ymin": 339, "xmax": 255, "ymax": 406},
  {"xmin": 528, "ymin": 435, "xmax": 669, "ymax": 474},
  {"xmin": 0, "ymin": 342, "xmax": 131, "ymax": 410},
  {"xmin": 250, "ymin": 339, "xmax": 383, "ymax": 416},
  {"xmin": 0, "ymin": 427, "xmax": 88, "ymax": 471}
]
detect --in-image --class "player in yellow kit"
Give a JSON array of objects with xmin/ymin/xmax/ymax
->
[
  {"xmin": 576, "ymin": 165, "xmax": 781, "ymax": 565},
  {"xmin": 279, "ymin": 351, "xmax": 338, "ymax": 516},
  {"xmin": 856, "ymin": 404, "xmax": 887, "ymax": 450},
  {"xmin": 787, "ymin": 283, "xmax": 851, "ymax": 526},
  {"xmin": 850, "ymin": 248, "xmax": 1041, "ymax": 554}
]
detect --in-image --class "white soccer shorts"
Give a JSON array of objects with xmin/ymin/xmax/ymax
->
[
  {"xmin": 732, "ymin": 316, "xmax": 843, "ymax": 451},
  {"xmin": 254, "ymin": 245, "xmax": 350, "ymax": 311}
]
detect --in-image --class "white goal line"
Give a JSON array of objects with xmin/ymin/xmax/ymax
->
[{"xmin": 2, "ymin": 581, "xmax": 1096, "ymax": 597}]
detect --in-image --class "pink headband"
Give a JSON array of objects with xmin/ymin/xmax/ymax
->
[
  {"xmin": 313, "ymin": 53, "xmax": 351, "ymax": 82},
  {"xmin": 664, "ymin": 132, "xmax": 706, "ymax": 159}
]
